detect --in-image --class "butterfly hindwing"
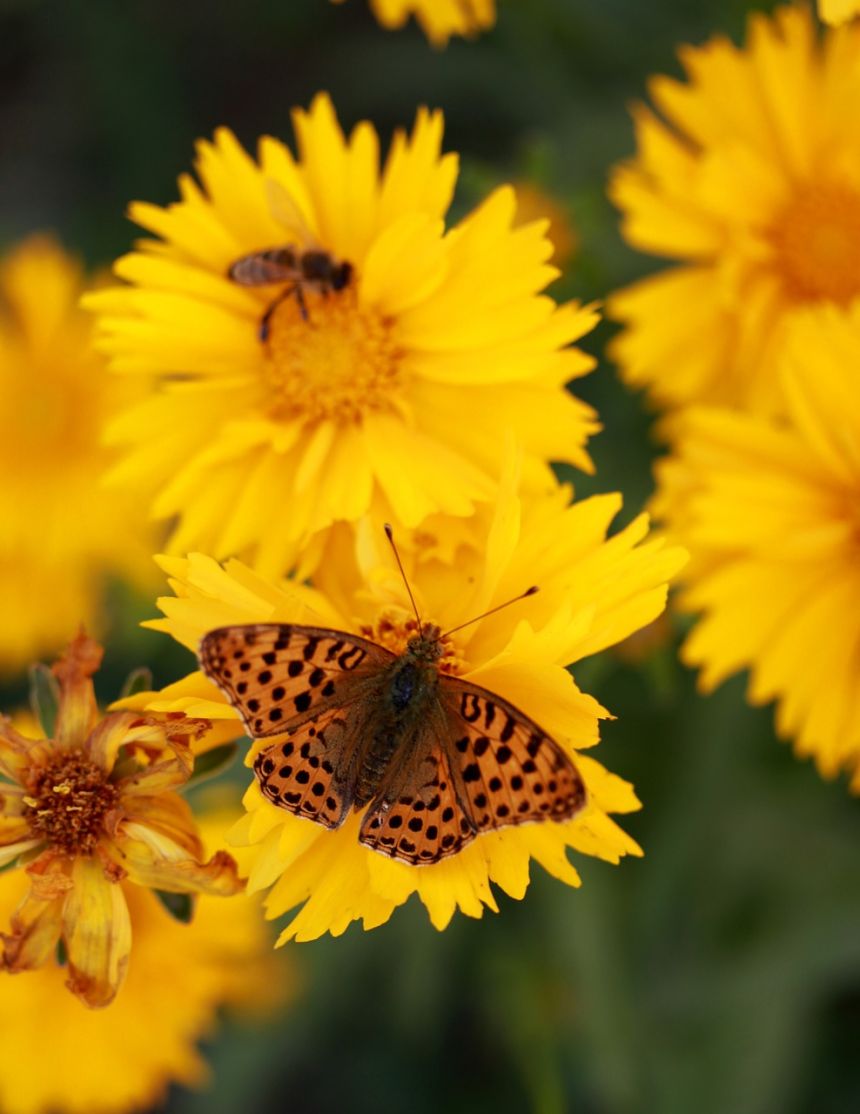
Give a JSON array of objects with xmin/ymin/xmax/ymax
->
[
  {"xmin": 254, "ymin": 702, "xmax": 373, "ymax": 829},
  {"xmin": 198, "ymin": 623, "xmax": 394, "ymax": 738},
  {"xmin": 359, "ymin": 726, "xmax": 478, "ymax": 865},
  {"xmin": 440, "ymin": 677, "xmax": 586, "ymax": 834}
]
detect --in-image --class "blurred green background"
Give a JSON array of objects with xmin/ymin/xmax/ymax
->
[{"xmin": 2, "ymin": 1, "xmax": 859, "ymax": 1111}]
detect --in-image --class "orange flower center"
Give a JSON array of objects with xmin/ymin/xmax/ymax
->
[
  {"xmin": 771, "ymin": 183, "xmax": 860, "ymax": 304},
  {"xmin": 263, "ymin": 286, "xmax": 403, "ymax": 423},
  {"xmin": 24, "ymin": 751, "xmax": 117, "ymax": 855},
  {"xmin": 359, "ymin": 612, "xmax": 466, "ymax": 675}
]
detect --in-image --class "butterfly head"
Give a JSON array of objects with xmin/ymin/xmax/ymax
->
[{"xmin": 405, "ymin": 624, "xmax": 445, "ymax": 663}]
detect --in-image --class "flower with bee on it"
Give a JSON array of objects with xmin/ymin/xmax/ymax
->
[{"xmin": 85, "ymin": 93, "xmax": 599, "ymax": 579}]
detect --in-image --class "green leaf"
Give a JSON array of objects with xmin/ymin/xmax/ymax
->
[
  {"xmin": 187, "ymin": 741, "xmax": 239, "ymax": 787},
  {"xmin": 154, "ymin": 890, "xmax": 195, "ymax": 924},
  {"xmin": 119, "ymin": 666, "xmax": 154, "ymax": 699},
  {"xmin": 56, "ymin": 938, "xmax": 67, "ymax": 967},
  {"xmin": 28, "ymin": 663, "xmax": 60, "ymax": 738}
]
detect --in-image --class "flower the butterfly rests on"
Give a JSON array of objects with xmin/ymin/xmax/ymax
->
[
  {"xmin": 198, "ymin": 551, "xmax": 586, "ymax": 866},
  {"xmin": 127, "ymin": 482, "xmax": 686, "ymax": 941}
]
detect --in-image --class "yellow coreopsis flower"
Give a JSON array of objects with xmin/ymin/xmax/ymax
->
[
  {"xmin": 0, "ymin": 808, "xmax": 288, "ymax": 1114},
  {"xmin": 820, "ymin": 0, "xmax": 860, "ymax": 25},
  {"xmin": 0, "ymin": 236, "xmax": 156, "ymax": 674},
  {"xmin": 513, "ymin": 181, "xmax": 579, "ymax": 269},
  {"xmin": 0, "ymin": 634, "xmax": 243, "ymax": 1007},
  {"xmin": 609, "ymin": 5, "xmax": 860, "ymax": 416},
  {"xmin": 86, "ymin": 93, "xmax": 599, "ymax": 578},
  {"xmin": 132, "ymin": 482, "xmax": 685, "ymax": 942},
  {"xmin": 655, "ymin": 303, "xmax": 860, "ymax": 784},
  {"xmin": 332, "ymin": 0, "xmax": 496, "ymax": 46}
]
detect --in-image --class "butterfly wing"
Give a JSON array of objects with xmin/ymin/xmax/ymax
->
[
  {"xmin": 198, "ymin": 623, "xmax": 394, "ymax": 738},
  {"xmin": 358, "ymin": 715, "xmax": 479, "ymax": 865},
  {"xmin": 438, "ymin": 676, "xmax": 586, "ymax": 835},
  {"xmin": 254, "ymin": 700, "xmax": 379, "ymax": 829}
]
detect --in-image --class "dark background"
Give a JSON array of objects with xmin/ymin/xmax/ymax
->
[{"xmin": 2, "ymin": 1, "xmax": 859, "ymax": 1111}]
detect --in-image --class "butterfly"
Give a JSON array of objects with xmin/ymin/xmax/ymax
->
[{"xmin": 198, "ymin": 535, "xmax": 586, "ymax": 866}]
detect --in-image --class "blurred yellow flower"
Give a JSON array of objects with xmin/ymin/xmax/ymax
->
[
  {"xmin": 513, "ymin": 181, "xmax": 579, "ymax": 269},
  {"xmin": 137, "ymin": 481, "xmax": 685, "ymax": 941},
  {"xmin": 333, "ymin": 0, "xmax": 496, "ymax": 46},
  {"xmin": 0, "ymin": 236, "xmax": 157, "ymax": 675},
  {"xmin": 0, "ymin": 806, "xmax": 288, "ymax": 1114},
  {"xmin": 655, "ymin": 303, "xmax": 860, "ymax": 784},
  {"xmin": 0, "ymin": 633, "xmax": 242, "ymax": 1007},
  {"xmin": 820, "ymin": 0, "xmax": 860, "ymax": 25},
  {"xmin": 86, "ymin": 93, "xmax": 599, "ymax": 578},
  {"xmin": 609, "ymin": 6, "xmax": 860, "ymax": 416}
]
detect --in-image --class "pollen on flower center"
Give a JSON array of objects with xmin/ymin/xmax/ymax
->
[
  {"xmin": 24, "ymin": 752, "xmax": 117, "ymax": 855},
  {"xmin": 263, "ymin": 286, "xmax": 403, "ymax": 424},
  {"xmin": 770, "ymin": 183, "xmax": 860, "ymax": 304},
  {"xmin": 360, "ymin": 613, "xmax": 466, "ymax": 675}
]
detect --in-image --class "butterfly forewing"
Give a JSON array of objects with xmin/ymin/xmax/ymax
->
[
  {"xmin": 198, "ymin": 623, "xmax": 394, "ymax": 737},
  {"xmin": 440, "ymin": 677, "xmax": 586, "ymax": 834}
]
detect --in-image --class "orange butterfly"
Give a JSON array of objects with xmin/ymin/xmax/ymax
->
[{"xmin": 198, "ymin": 530, "xmax": 586, "ymax": 865}]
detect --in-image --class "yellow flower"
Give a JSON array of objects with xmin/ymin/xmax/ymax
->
[
  {"xmin": 332, "ymin": 0, "xmax": 496, "ymax": 46},
  {"xmin": 513, "ymin": 181, "xmax": 579, "ymax": 269},
  {"xmin": 0, "ymin": 634, "xmax": 243, "ymax": 1007},
  {"xmin": 0, "ymin": 236, "xmax": 157, "ymax": 674},
  {"xmin": 138, "ymin": 481, "xmax": 685, "ymax": 941},
  {"xmin": 86, "ymin": 94, "xmax": 599, "ymax": 578},
  {"xmin": 0, "ymin": 805, "xmax": 289, "ymax": 1114},
  {"xmin": 820, "ymin": 0, "xmax": 860, "ymax": 25},
  {"xmin": 655, "ymin": 302, "xmax": 860, "ymax": 784},
  {"xmin": 609, "ymin": 6, "xmax": 860, "ymax": 416}
]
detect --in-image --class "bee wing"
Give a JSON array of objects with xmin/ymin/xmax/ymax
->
[{"xmin": 265, "ymin": 179, "xmax": 319, "ymax": 251}]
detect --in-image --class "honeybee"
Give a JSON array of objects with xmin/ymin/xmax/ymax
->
[{"xmin": 228, "ymin": 181, "xmax": 353, "ymax": 341}]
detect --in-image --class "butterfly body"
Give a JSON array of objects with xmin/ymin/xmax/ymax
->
[{"xmin": 199, "ymin": 622, "xmax": 586, "ymax": 865}]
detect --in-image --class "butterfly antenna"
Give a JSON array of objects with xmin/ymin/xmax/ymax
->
[
  {"xmin": 440, "ymin": 586, "xmax": 539, "ymax": 641},
  {"xmin": 384, "ymin": 524, "xmax": 424, "ymax": 636}
]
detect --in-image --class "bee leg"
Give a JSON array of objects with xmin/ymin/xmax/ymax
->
[
  {"xmin": 259, "ymin": 284, "xmax": 303, "ymax": 342},
  {"xmin": 294, "ymin": 284, "xmax": 309, "ymax": 322}
]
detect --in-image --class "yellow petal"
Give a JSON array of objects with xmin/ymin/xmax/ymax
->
[
  {"xmin": 52, "ymin": 633, "xmax": 102, "ymax": 750},
  {"xmin": 1, "ymin": 857, "xmax": 69, "ymax": 973},
  {"xmin": 62, "ymin": 856, "xmax": 132, "ymax": 1008},
  {"xmin": 107, "ymin": 828, "xmax": 243, "ymax": 897}
]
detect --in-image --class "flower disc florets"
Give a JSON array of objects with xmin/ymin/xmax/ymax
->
[
  {"xmin": 265, "ymin": 289, "xmax": 402, "ymax": 423},
  {"xmin": 23, "ymin": 753, "xmax": 118, "ymax": 856}
]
